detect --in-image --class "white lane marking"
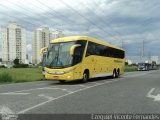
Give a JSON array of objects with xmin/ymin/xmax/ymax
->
[
  {"xmin": 0, "ymin": 105, "xmax": 18, "ymax": 120},
  {"xmin": 146, "ymin": 88, "xmax": 160, "ymax": 101},
  {"xmin": 147, "ymin": 88, "xmax": 155, "ymax": 98},
  {"xmin": 89, "ymin": 82, "xmax": 103, "ymax": 85},
  {"xmin": 18, "ymin": 80, "xmax": 116, "ymax": 114},
  {"xmin": 104, "ymin": 80, "xmax": 117, "ymax": 83},
  {"xmin": 0, "ymin": 87, "xmax": 61, "ymax": 94},
  {"xmin": 124, "ymin": 70, "xmax": 156, "ymax": 78},
  {"xmin": 62, "ymin": 89, "xmax": 67, "ymax": 91},
  {"xmin": 0, "ymin": 93, "xmax": 30, "ymax": 95},
  {"xmin": 61, "ymin": 89, "xmax": 73, "ymax": 93},
  {"xmin": 0, "ymin": 71, "xmax": 154, "ymax": 87},
  {"xmin": 125, "ymin": 73, "xmax": 147, "ymax": 78},
  {"xmin": 0, "ymin": 106, "xmax": 14, "ymax": 114},
  {"xmin": 0, "ymin": 71, "xmax": 146, "ymax": 94},
  {"xmin": 0, "ymin": 87, "xmax": 52, "ymax": 94},
  {"xmin": 0, "ymin": 72, "xmax": 151, "ymax": 114},
  {"xmin": 38, "ymin": 94, "xmax": 53, "ymax": 100},
  {"xmin": 39, "ymin": 87, "xmax": 70, "ymax": 91},
  {"xmin": 78, "ymin": 85, "xmax": 88, "ymax": 87},
  {"xmin": 43, "ymin": 88, "xmax": 73, "ymax": 93},
  {"xmin": 0, "ymin": 87, "xmax": 73, "ymax": 96},
  {"xmin": 7, "ymin": 84, "xmax": 88, "ymax": 92}
]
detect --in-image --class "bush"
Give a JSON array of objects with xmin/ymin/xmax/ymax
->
[
  {"xmin": 125, "ymin": 65, "xmax": 137, "ymax": 72},
  {"xmin": 0, "ymin": 72, "xmax": 13, "ymax": 83},
  {"xmin": 13, "ymin": 64, "xmax": 29, "ymax": 68},
  {"xmin": 0, "ymin": 65, "xmax": 5, "ymax": 68},
  {"xmin": 125, "ymin": 62, "xmax": 128, "ymax": 65}
]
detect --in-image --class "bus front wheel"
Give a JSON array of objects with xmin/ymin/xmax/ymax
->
[{"xmin": 82, "ymin": 71, "xmax": 89, "ymax": 83}]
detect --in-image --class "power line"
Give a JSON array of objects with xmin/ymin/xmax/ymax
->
[
  {"xmin": 0, "ymin": 4, "xmax": 43, "ymax": 27},
  {"xmin": 34, "ymin": 0, "xmax": 104, "ymax": 38},
  {"xmin": 92, "ymin": 0, "xmax": 127, "ymax": 47},
  {"xmin": 3, "ymin": 0, "xmax": 64, "ymax": 27},
  {"xmin": 0, "ymin": 11, "xmax": 39, "ymax": 28},
  {"xmin": 12, "ymin": 0, "xmax": 96, "ymax": 37},
  {"xmin": 59, "ymin": 0, "xmax": 118, "ymax": 39},
  {"xmin": 0, "ymin": 0, "xmax": 123, "ymax": 39},
  {"xmin": 0, "ymin": 0, "xmax": 113, "ymax": 38}
]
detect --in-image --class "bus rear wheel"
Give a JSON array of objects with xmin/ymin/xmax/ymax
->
[
  {"xmin": 112, "ymin": 70, "xmax": 117, "ymax": 78},
  {"xmin": 117, "ymin": 69, "xmax": 120, "ymax": 77},
  {"xmin": 82, "ymin": 71, "xmax": 89, "ymax": 83}
]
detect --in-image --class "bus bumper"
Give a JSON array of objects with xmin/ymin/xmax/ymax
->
[{"xmin": 45, "ymin": 72, "xmax": 75, "ymax": 81}]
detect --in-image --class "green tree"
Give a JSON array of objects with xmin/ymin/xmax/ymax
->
[{"xmin": 14, "ymin": 58, "xmax": 19, "ymax": 65}]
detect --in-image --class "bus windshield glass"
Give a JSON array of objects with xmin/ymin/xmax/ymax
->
[{"xmin": 45, "ymin": 40, "xmax": 86, "ymax": 68}]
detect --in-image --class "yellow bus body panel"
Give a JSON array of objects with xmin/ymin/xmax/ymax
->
[{"xmin": 43, "ymin": 36, "xmax": 125, "ymax": 81}]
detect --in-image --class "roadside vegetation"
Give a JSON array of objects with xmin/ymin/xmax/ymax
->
[
  {"xmin": 0, "ymin": 64, "xmax": 138, "ymax": 84},
  {"xmin": 125, "ymin": 65, "xmax": 138, "ymax": 72},
  {"xmin": 0, "ymin": 68, "xmax": 43, "ymax": 84}
]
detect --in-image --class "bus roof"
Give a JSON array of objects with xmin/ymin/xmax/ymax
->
[{"xmin": 51, "ymin": 36, "xmax": 124, "ymax": 51}]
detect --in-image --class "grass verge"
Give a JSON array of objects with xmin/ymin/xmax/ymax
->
[
  {"xmin": 0, "ymin": 68, "xmax": 44, "ymax": 84},
  {"xmin": 125, "ymin": 65, "xmax": 138, "ymax": 72},
  {"xmin": 0, "ymin": 66, "xmax": 138, "ymax": 84}
]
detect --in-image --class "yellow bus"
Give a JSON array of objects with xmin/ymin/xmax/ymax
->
[{"xmin": 40, "ymin": 36, "xmax": 125, "ymax": 83}]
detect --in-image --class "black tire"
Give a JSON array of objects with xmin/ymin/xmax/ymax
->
[
  {"xmin": 59, "ymin": 80, "xmax": 66, "ymax": 83},
  {"xmin": 82, "ymin": 71, "xmax": 89, "ymax": 83},
  {"xmin": 112, "ymin": 70, "xmax": 117, "ymax": 78},
  {"xmin": 146, "ymin": 66, "xmax": 149, "ymax": 71},
  {"xmin": 117, "ymin": 69, "xmax": 120, "ymax": 77}
]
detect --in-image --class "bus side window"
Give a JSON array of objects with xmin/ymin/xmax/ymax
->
[
  {"xmin": 86, "ymin": 42, "xmax": 96, "ymax": 56},
  {"xmin": 73, "ymin": 40, "xmax": 87, "ymax": 65}
]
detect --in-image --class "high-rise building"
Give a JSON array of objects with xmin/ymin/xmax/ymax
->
[
  {"xmin": 32, "ymin": 27, "xmax": 50, "ymax": 64},
  {"xmin": 50, "ymin": 30, "xmax": 64, "ymax": 40},
  {"xmin": 1, "ymin": 22, "xmax": 26, "ymax": 63},
  {"xmin": 32, "ymin": 27, "xmax": 64, "ymax": 64}
]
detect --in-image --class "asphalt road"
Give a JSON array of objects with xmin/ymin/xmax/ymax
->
[{"xmin": 0, "ymin": 70, "xmax": 160, "ymax": 120}]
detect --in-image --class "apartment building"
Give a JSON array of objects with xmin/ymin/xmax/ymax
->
[
  {"xmin": 1, "ymin": 22, "xmax": 26, "ymax": 63},
  {"xmin": 50, "ymin": 30, "xmax": 64, "ymax": 40},
  {"xmin": 32, "ymin": 26, "xmax": 64, "ymax": 64}
]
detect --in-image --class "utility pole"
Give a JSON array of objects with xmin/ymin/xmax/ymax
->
[
  {"xmin": 140, "ymin": 40, "xmax": 144, "ymax": 62},
  {"xmin": 140, "ymin": 40, "xmax": 145, "ymax": 62},
  {"xmin": 142, "ymin": 40, "xmax": 144, "ymax": 58},
  {"xmin": 148, "ymin": 51, "xmax": 151, "ymax": 63},
  {"xmin": 121, "ymin": 39, "xmax": 124, "ymax": 49}
]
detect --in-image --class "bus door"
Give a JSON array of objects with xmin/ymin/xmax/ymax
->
[
  {"xmin": 84, "ymin": 55, "xmax": 97, "ymax": 78},
  {"xmin": 85, "ymin": 42, "xmax": 98, "ymax": 77}
]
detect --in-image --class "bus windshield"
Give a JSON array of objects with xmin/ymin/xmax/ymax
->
[{"xmin": 45, "ymin": 40, "xmax": 86, "ymax": 68}]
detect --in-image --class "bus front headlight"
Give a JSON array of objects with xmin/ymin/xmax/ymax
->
[
  {"xmin": 64, "ymin": 68, "xmax": 76, "ymax": 74},
  {"xmin": 45, "ymin": 68, "xmax": 75, "ymax": 75},
  {"xmin": 56, "ymin": 72, "xmax": 65, "ymax": 75}
]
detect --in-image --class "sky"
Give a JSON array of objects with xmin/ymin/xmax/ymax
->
[{"xmin": 0, "ymin": 0, "xmax": 160, "ymax": 62}]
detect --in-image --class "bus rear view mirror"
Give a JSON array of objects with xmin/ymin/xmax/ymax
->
[
  {"xmin": 70, "ymin": 44, "xmax": 81, "ymax": 56},
  {"xmin": 40, "ymin": 47, "xmax": 47, "ymax": 56}
]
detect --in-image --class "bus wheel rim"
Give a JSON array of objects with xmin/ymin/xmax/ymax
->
[
  {"xmin": 113, "ymin": 71, "xmax": 116, "ymax": 77},
  {"xmin": 83, "ymin": 73, "xmax": 87, "ymax": 81}
]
